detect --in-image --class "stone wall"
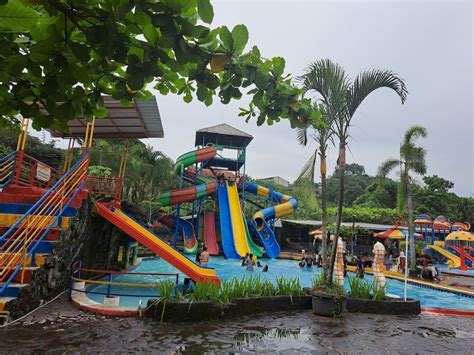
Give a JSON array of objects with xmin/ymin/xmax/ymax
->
[{"xmin": 6, "ymin": 198, "xmax": 130, "ymax": 319}]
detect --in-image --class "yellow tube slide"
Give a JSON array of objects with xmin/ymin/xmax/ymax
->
[{"xmin": 227, "ymin": 183, "xmax": 250, "ymax": 257}]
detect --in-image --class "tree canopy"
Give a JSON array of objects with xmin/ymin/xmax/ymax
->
[{"xmin": 0, "ymin": 0, "xmax": 320, "ymax": 131}]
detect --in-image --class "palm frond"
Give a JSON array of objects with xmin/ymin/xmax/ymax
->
[
  {"xmin": 348, "ymin": 69, "xmax": 408, "ymax": 117},
  {"xmin": 294, "ymin": 149, "xmax": 319, "ymax": 211},
  {"xmin": 377, "ymin": 158, "xmax": 400, "ymax": 177},
  {"xmin": 296, "ymin": 149, "xmax": 318, "ymax": 182},
  {"xmin": 300, "ymin": 59, "xmax": 350, "ymax": 119},
  {"xmin": 402, "ymin": 125, "xmax": 427, "ymax": 146},
  {"xmin": 296, "ymin": 127, "xmax": 309, "ymax": 146},
  {"xmin": 294, "ymin": 177, "xmax": 319, "ymax": 211}
]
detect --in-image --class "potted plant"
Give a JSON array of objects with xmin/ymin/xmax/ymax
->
[{"xmin": 310, "ymin": 273, "xmax": 346, "ymax": 317}]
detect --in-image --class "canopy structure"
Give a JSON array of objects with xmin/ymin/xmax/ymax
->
[
  {"xmin": 452, "ymin": 222, "xmax": 471, "ymax": 231},
  {"xmin": 445, "ymin": 231, "xmax": 474, "ymax": 242},
  {"xmin": 48, "ymin": 96, "xmax": 164, "ymax": 139},
  {"xmin": 374, "ymin": 227, "xmax": 423, "ymax": 240},
  {"xmin": 195, "ymin": 123, "xmax": 253, "ymax": 149},
  {"xmin": 414, "ymin": 214, "xmax": 432, "ymax": 225},
  {"xmin": 433, "ymin": 215, "xmax": 451, "ymax": 231}
]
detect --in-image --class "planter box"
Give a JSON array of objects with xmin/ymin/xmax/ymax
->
[
  {"xmin": 145, "ymin": 295, "xmax": 312, "ymax": 322},
  {"xmin": 345, "ymin": 297, "xmax": 421, "ymax": 315},
  {"xmin": 311, "ymin": 294, "xmax": 346, "ymax": 317}
]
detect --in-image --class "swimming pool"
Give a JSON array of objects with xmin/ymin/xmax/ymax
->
[{"xmin": 87, "ymin": 257, "xmax": 474, "ymax": 310}]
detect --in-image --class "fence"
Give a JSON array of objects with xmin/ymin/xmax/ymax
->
[{"xmin": 69, "ymin": 260, "xmax": 180, "ymax": 300}]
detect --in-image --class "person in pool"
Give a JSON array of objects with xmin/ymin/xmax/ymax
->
[
  {"xmin": 262, "ymin": 265, "xmax": 269, "ymax": 272},
  {"xmin": 200, "ymin": 246, "xmax": 209, "ymax": 267},
  {"xmin": 241, "ymin": 253, "xmax": 249, "ymax": 266},
  {"xmin": 298, "ymin": 258, "xmax": 306, "ymax": 268},
  {"xmin": 246, "ymin": 254, "xmax": 255, "ymax": 271}
]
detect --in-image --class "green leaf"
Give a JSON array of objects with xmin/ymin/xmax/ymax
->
[
  {"xmin": 271, "ymin": 57, "xmax": 285, "ymax": 77},
  {"xmin": 231, "ymin": 24, "xmax": 248, "ymax": 55},
  {"xmin": 70, "ymin": 42, "xmax": 90, "ymax": 62},
  {"xmin": 0, "ymin": 0, "xmax": 38, "ymax": 32},
  {"xmin": 198, "ymin": 0, "xmax": 214, "ymax": 24},
  {"xmin": 142, "ymin": 23, "xmax": 160, "ymax": 46},
  {"xmin": 219, "ymin": 26, "xmax": 233, "ymax": 53}
]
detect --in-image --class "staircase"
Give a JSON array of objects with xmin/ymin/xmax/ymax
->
[{"xmin": 0, "ymin": 152, "xmax": 90, "ymax": 319}]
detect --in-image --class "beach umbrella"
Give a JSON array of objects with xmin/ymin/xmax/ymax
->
[
  {"xmin": 334, "ymin": 238, "xmax": 345, "ymax": 286},
  {"xmin": 374, "ymin": 227, "xmax": 422, "ymax": 240},
  {"xmin": 308, "ymin": 229, "xmax": 322, "ymax": 236},
  {"xmin": 372, "ymin": 241, "xmax": 386, "ymax": 290}
]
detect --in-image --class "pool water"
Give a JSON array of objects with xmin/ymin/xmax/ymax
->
[{"xmin": 87, "ymin": 256, "xmax": 474, "ymax": 310}]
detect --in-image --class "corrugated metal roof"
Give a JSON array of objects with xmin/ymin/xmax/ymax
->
[
  {"xmin": 195, "ymin": 123, "xmax": 253, "ymax": 148},
  {"xmin": 282, "ymin": 219, "xmax": 396, "ymax": 231},
  {"xmin": 196, "ymin": 123, "xmax": 253, "ymax": 138},
  {"xmin": 48, "ymin": 96, "xmax": 164, "ymax": 139}
]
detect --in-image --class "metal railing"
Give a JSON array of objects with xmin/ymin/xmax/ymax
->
[
  {"xmin": 85, "ymin": 175, "xmax": 124, "ymax": 200},
  {"xmin": 12, "ymin": 151, "xmax": 61, "ymax": 189},
  {"xmin": 0, "ymin": 152, "xmax": 90, "ymax": 294},
  {"xmin": 69, "ymin": 260, "xmax": 179, "ymax": 300},
  {"xmin": 0, "ymin": 152, "xmax": 16, "ymax": 191}
]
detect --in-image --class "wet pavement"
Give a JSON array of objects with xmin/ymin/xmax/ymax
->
[{"xmin": 0, "ymin": 295, "xmax": 473, "ymax": 353}]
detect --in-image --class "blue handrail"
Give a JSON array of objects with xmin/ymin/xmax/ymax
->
[
  {"xmin": 0, "ymin": 151, "xmax": 17, "ymax": 190},
  {"xmin": 0, "ymin": 151, "xmax": 89, "ymax": 242}
]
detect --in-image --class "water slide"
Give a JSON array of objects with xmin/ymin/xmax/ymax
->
[
  {"xmin": 96, "ymin": 202, "xmax": 220, "ymax": 285},
  {"xmin": 157, "ymin": 147, "xmax": 217, "ymax": 253},
  {"xmin": 427, "ymin": 245, "xmax": 461, "ymax": 268},
  {"xmin": 203, "ymin": 211, "xmax": 219, "ymax": 255},
  {"xmin": 227, "ymin": 183, "xmax": 251, "ymax": 257},
  {"xmin": 159, "ymin": 215, "xmax": 197, "ymax": 254},
  {"xmin": 448, "ymin": 245, "xmax": 474, "ymax": 266},
  {"xmin": 217, "ymin": 183, "xmax": 240, "ymax": 259},
  {"xmin": 244, "ymin": 182, "xmax": 298, "ymax": 258},
  {"xmin": 243, "ymin": 214, "xmax": 263, "ymax": 257}
]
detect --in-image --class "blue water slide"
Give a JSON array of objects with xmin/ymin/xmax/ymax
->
[
  {"xmin": 217, "ymin": 183, "xmax": 240, "ymax": 259},
  {"xmin": 250, "ymin": 220, "xmax": 281, "ymax": 259}
]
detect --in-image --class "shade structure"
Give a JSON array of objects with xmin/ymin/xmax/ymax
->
[
  {"xmin": 445, "ymin": 231, "xmax": 474, "ymax": 242},
  {"xmin": 433, "ymin": 215, "xmax": 451, "ymax": 231},
  {"xmin": 414, "ymin": 214, "xmax": 432, "ymax": 225},
  {"xmin": 47, "ymin": 96, "xmax": 164, "ymax": 139},
  {"xmin": 452, "ymin": 222, "xmax": 471, "ymax": 232},
  {"xmin": 374, "ymin": 227, "xmax": 422, "ymax": 240}
]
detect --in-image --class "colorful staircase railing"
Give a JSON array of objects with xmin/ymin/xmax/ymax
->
[
  {"xmin": 0, "ymin": 152, "xmax": 16, "ymax": 191},
  {"xmin": 12, "ymin": 151, "xmax": 60, "ymax": 189},
  {"xmin": 0, "ymin": 152, "xmax": 90, "ymax": 295}
]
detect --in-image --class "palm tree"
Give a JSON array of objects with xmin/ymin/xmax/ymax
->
[
  {"xmin": 296, "ymin": 104, "xmax": 333, "ymax": 279},
  {"xmin": 378, "ymin": 125, "xmax": 427, "ymax": 266},
  {"xmin": 300, "ymin": 59, "xmax": 407, "ymax": 284}
]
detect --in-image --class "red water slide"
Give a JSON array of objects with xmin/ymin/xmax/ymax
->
[{"xmin": 203, "ymin": 211, "xmax": 219, "ymax": 255}]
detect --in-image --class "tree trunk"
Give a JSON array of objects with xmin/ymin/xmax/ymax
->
[
  {"xmin": 320, "ymin": 154, "xmax": 329, "ymax": 278},
  {"xmin": 327, "ymin": 143, "xmax": 345, "ymax": 286},
  {"xmin": 407, "ymin": 180, "xmax": 416, "ymax": 267}
]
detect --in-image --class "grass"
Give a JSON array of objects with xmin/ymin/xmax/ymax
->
[
  {"xmin": 347, "ymin": 276, "xmax": 386, "ymax": 300},
  {"xmin": 170, "ymin": 275, "xmax": 307, "ymax": 304}
]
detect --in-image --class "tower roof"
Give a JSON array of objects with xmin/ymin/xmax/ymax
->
[{"xmin": 195, "ymin": 123, "xmax": 253, "ymax": 148}]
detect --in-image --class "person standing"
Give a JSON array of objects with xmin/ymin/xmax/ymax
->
[
  {"xmin": 200, "ymin": 246, "xmax": 210, "ymax": 267},
  {"xmin": 246, "ymin": 253, "xmax": 255, "ymax": 271}
]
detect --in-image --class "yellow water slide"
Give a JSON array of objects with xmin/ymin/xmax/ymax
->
[
  {"xmin": 427, "ymin": 245, "xmax": 461, "ymax": 269},
  {"xmin": 96, "ymin": 203, "xmax": 220, "ymax": 284},
  {"xmin": 226, "ymin": 183, "xmax": 251, "ymax": 257}
]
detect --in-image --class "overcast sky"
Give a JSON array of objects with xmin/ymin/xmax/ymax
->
[{"xmin": 39, "ymin": 1, "xmax": 474, "ymax": 196}]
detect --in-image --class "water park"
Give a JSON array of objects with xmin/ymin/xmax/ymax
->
[{"xmin": 0, "ymin": 0, "xmax": 473, "ymax": 353}]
